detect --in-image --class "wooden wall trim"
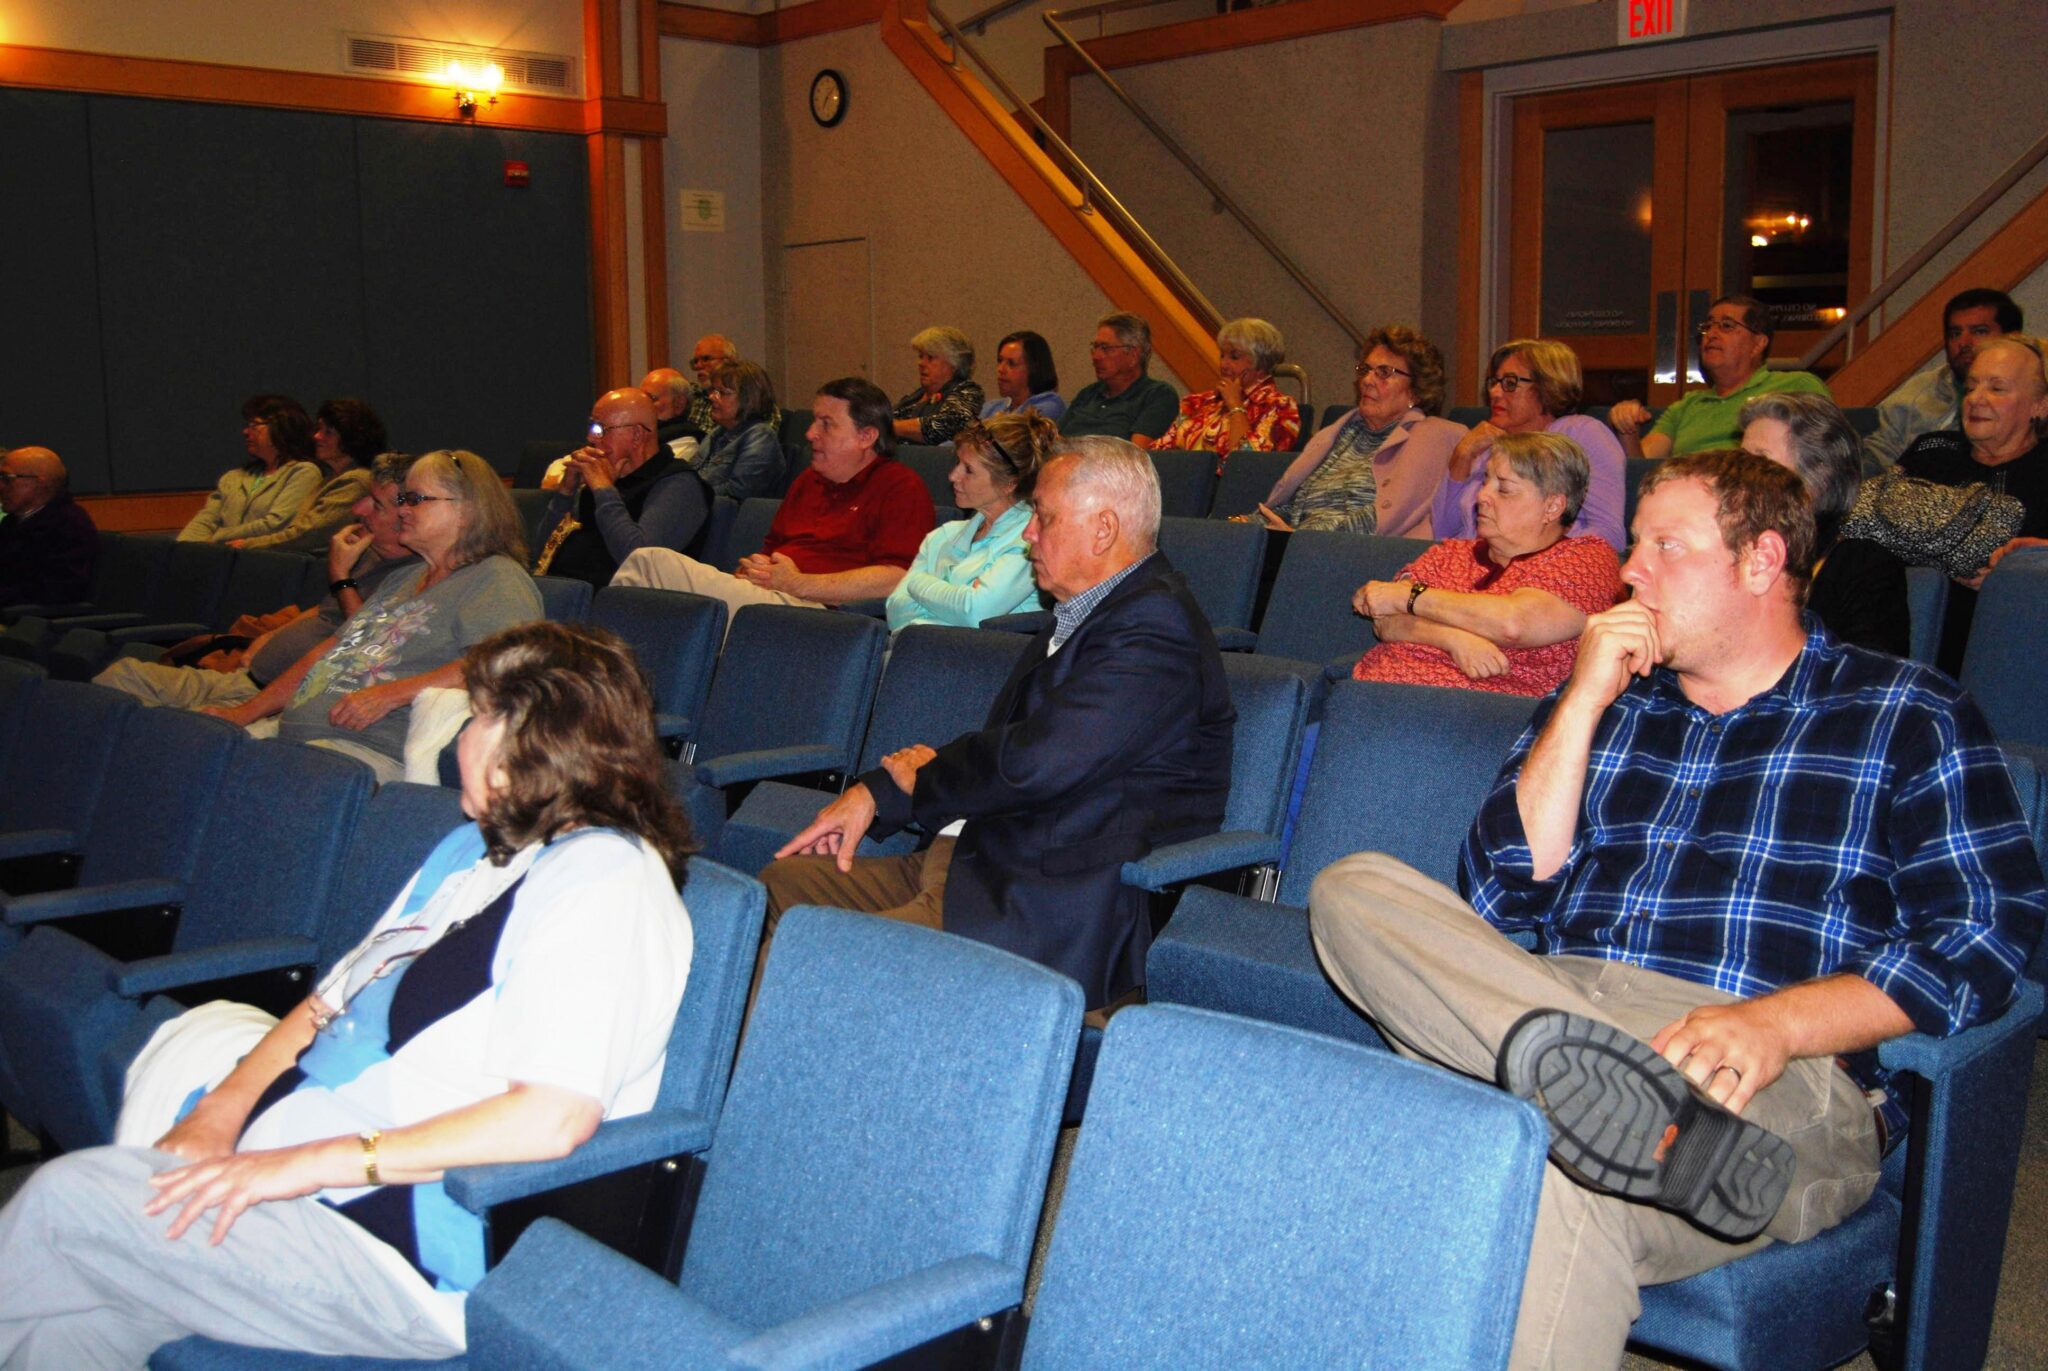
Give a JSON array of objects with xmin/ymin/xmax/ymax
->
[
  {"xmin": 640, "ymin": 135, "xmax": 672, "ymax": 368},
  {"xmin": 1454, "ymin": 70, "xmax": 1484, "ymax": 407},
  {"xmin": 0, "ymin": 43, "xmax": 615, "ymax": 135},
  {"xmin": 656, "ymin": 0, "xmax": 883, "ymax": 47},
  {"xmin": 76, "ymin": 492, "xmax": 208, "ymax": 534}
]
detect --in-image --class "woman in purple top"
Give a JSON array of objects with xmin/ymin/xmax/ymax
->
[{"xmin": 1430, "ymin": 339, "xmax": 1626, "ymax": 554}]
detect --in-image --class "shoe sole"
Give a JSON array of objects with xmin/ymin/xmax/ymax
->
[{"xmin": 1497, "ymin": 1009, "xmax": 1796, "ymax": 1243}]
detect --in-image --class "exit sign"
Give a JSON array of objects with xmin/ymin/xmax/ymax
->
[{"xmin": 1620, "ymin": 0, "xmax": 1687, "ymax": 44}]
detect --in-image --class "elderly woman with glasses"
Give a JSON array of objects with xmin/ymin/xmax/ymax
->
[
  {"xmin": 1351, "ymin": 430, "xmax": 1620, "ymax": 696},
  {"xmin": 179, "ymin": 396, "xmax": 325, "ymax": 544},
  {"xmin": 205, "ymin": 450, "xmax": 544, "ymax": 783},
  {"xmin": 1140, "ymin": 317, "xmax": 1300, "ymax": 467},
  {"xmin": 1251, "ymin": 325, "xmax": 1464, "ymax": 537},
  {"xmin": 1431, "ymin": 339, "xmax": 1626, "ymax": 554},
  {"xmin": 0, "ymin": 621, "xmax": 695, "ymax": 1367},
  {"xmin": 892, "ymin": 326, "xmax": 985, "ymax": 445}
]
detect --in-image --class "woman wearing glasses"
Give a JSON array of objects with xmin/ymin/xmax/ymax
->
[
  {"xmin": 206, "ymin": 450, "xmax": 542, "ymax": 783},
  {"xmin": 1252, "ymin": 325, "xmax": 1463, "ymax": 536},
  {"xmin": 1430, "ymin": 339, "xmax": 1626, "ymax": 553},
  {"xmin": 178, "ymin": 395, "xmax": 325, "ymax": 544},
  {"xmin": 0, "ymin": 621, "xmax": 694, "ymax": 1366},
  {"xmin": 697, "ymin": 358, "xmax": 785, "ymax": 503}
]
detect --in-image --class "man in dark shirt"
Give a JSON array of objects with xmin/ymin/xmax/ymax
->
[
  {"xmin": 0, "ymin": 446, "xmax": 96, "ymax": 610},
  {"xmin": 611, "ymin": 377, "xmax": 932, "ymax": 632},
  {"xmin": 1309, "ymin": 450, "xmax": 2044, "ymax": 1371},
  {"xmin": 1059, "ymin": 312, "xmax": 1180, "ymax": 442},
  {"xmin": 534, "ymin": 387, "xmax": 708, "ymax": 588}
]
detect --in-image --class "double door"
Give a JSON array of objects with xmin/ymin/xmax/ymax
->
[{"xmin": 1508, "ymin": 56, "xmax": 1877, "ymax": 407}]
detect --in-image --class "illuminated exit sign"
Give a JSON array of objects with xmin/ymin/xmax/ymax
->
[{"xmin": 1620, "ymin": 0, "xmax": 1687, "ymax": 44}]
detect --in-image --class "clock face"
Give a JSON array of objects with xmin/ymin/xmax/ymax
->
[{"xmin": 810, "ymin": 69, "xmax": 846, "ymax": 127}]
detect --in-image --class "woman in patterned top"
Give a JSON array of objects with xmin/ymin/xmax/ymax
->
[
  {"xmin": 892, "ymin": 326, "xmax": 985, "ymax": 445},
  {"xmin": 1142, "ymin": 317, "xmax": 1299, "ymax": 468},
  {"xmin": 1350, "ymin": 430, "xmax": 1620, "ymax": 696}
]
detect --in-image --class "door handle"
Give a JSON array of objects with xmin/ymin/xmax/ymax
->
[{"xmin": 1654, "ymin": 292, "xmax": 1678, "ymax": 386}]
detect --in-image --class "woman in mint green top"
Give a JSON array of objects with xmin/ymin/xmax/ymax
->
[{"xmin": 886, "ymin": 410, "xmax": 1056, "ymax": 631}]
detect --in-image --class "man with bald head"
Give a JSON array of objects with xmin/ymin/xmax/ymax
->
[
  {"xmin": 640, "ymin": 366, "xmax": 698, "ymax": 449},
  {"xmin": 0, "ymin": 446, "xmax": 97, "ymax": 610},
  {"xmin": 533, "ymin": 386, "xmax": 709, "ymax": 587}
]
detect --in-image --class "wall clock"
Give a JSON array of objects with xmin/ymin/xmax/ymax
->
[{"xmin": 810, "ymin": 69, "xmax": 847, "ymax": 128}]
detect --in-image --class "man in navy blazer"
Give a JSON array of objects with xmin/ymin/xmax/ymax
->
[{"xmin": 766, "ymin": 436, "xmax": 1234, "ymax": 1009}]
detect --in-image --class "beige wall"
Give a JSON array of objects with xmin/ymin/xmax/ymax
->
[
  {"xmin": 662, "ymin": 36, "xmax": 772, "ymax": 366},
  {"xmin": 0, "ymin": 0, "xmax": 584, "ymax": 78},
  {"xmin": 1069, "ymin": 19, "xmax": 1458, "ymax": 416},
  {"xmin": 758, "ymin": 23, "xmax": 1148, "ymax": 407}
]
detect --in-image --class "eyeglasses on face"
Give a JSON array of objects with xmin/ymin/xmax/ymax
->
[
  {"xmin": 1356, "ymin": 363, "xmax": 1413, "ymax": 382},
  {"xmin": 1698, "ymin": 316, "xmax": 1760, "ymax": 337},
  {"xmin": 1089, "ymin": 342, "xmax": 1138, "ymax": 355},
  {"xmin": 1487, "ymin": 374, "xmax": 1538, "ymax": 394},
  {"xmin": 394, "ymin": 491, "xmax": 462, "ymax": 507},
  {"xmin": 0, "ymin": 472, "xmax": 37, "ymax": 484}
]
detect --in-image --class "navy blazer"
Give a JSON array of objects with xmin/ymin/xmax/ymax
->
[{"xmin": 862, "ymin": 552, "xmax": 1234, "ymax": 1008}]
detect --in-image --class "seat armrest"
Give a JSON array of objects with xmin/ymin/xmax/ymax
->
[
  {"xmin": 0, "ymin": 601, "xmax": 92, "ymax": 625},
  {"xmin": 837, "ymin": 598, "xmax": 889, "ymax": 619},
  {"xmin": 980, "ymin": 610, "xmax": 1051, "ymax": 635},
  {"xmin": 38, "ymin": 612, "xmax": 146, "ymax": 633},
  {"xmin": 1121, "ymin": 831, "xmax": 1280, "ymax": 891},
  {"xmin": 3, "ymin": 877, "xmax": 185, "ymax": 927},
  {"xmin": 109, "ymin": 937, "xmax": 318, "ymax": 997},
  {"xmin": 1213, "ymin": 627, "xmax": 1258, "ymax": 652},
  {"xmin": 444, "ymin": 1109, "xmax": 716, "ymax": 1213},
  {"xmin": 1878, "ymin": 981, "xmax": 2045, "ymax": 1076},
  {"xmin": 655, "ymin": 713, "xmax": 695, "ymax": 741},
  {"xmin": 734, "ymin": 1255, "xmax": 1020, "ymax": 1370},
  {"xmin": 0, "ymin": 827, "xmax": 80, "ymax": 862},
  {"xmin": 696, "ymin": 743, "xmax": 844, "ymax": 790},
  {"xmin": 105, "ymin": 622, "xmax": 213, "ymax": 647}
]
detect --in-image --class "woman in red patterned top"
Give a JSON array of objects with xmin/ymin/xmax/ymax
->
[
  {"xmin": 1350, "ymin": 430, "xmax": 1621, "ymax": 696},
  {"xmin": 1141, "ymin": 317, "xmax": 1300, "ymax": 469}
]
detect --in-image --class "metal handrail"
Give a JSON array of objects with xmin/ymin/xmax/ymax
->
[
  {"xmin": 922, "ymin": 1, "xmax": 1226, "ymax": 332},
  {"xmin": 957, "ymin": 0, "xmax": 1037, "ymax": 33},
  {"xmin": 1799, "ymin": 126, "xmax": 2048, "ymax": 372},
  {"xmin": 1044, "ymin": 0, "xmax": 1366, "ymax": 351}
]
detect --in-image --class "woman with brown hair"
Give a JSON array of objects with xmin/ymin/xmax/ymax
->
[
  {"xmin": 697, "ymin": 358, "xmax": 785, "ymax": 503},
  {"xmin": 207, "ymin": 449, "xmax": 543, "ymax": 783},
  {"xmin": 0, "ymin": 621, "xmax": 695, "ymax": 1366},
  {"xmin": 885, "ymin": 409, "xmax": 1057, "ymax": 630}
]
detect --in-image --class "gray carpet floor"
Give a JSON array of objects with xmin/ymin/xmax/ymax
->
[{"xmin": 6, "ymin": 1040, "xmax": 2046, "ymax": 1365}]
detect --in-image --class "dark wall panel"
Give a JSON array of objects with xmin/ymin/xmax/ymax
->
[
  {"xmin": 355, "ymin": 119, "xmax": 593, "ymax": 473},
  {"xmin": 0, "ymin": 89, "xmax": 114, "ymax": 492},
  {"xmin": 91, "ymin": 97, "xmax": 370, "ymax": 492}
]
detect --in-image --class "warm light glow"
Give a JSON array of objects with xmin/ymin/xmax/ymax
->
[
  {"xmin": 1819, "ymin": 307, "xmax": 1848, "ymax": 322},
  {"xmin": 479, "ymin": 62, "xmax": 503, "ymax": 94},
  {"xmin": 1633, "ymin": 190, "xmax": 1653, "ymax": 232},
  {"xmin": 1750, "ymin": 234, "xmax": 1769, "ymax": 248},
  {"xmin": 446, "ymin": 57, "xmax": 502, "ymax": 119}
]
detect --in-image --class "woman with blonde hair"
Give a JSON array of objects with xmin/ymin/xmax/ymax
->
[
  {"xmin": 892, "ymin": 325, "xmax": 985, "ymax": 444},
  {"xmin": 886, "ymin": 409, "xmax": 1057, "ymax": 630},
  {"xmin": 1143, "ymin": 317, "xmax": 1300, "ymax": 466}
]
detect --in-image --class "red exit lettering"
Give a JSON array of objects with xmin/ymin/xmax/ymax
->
[{"xmin": 1631, "ymin": 0, "xmax": 1672, "ymax": 39}]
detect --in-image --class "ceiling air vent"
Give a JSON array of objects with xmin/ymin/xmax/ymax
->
[{"xmin": 342, "ymin": 33, "xmax": 580, "ymax": 97}]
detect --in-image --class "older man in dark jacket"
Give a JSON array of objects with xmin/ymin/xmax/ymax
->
[
  {"xmin": 764, "ymin": 436, "xmax": 1233, "ymax": 1009},
  {"xmin": 0, "ymin": 447, "xmax": 96, "ymax": 610}
]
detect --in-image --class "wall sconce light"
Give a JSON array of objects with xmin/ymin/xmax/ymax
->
[{"xmin": 447, "ymin": 60, "xmax": 503, "ymax": 119}]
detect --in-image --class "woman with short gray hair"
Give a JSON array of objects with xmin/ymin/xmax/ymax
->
[
  {"xmin": 1144, "ymin": 317, "xmax": 1300, "ymax": 468},
  {"xmin": 1350, "ymin": 430, "xmax": 1620, "ymax": 697},
  {"xmin": 893, "ymin": 325, "xmax": 985, "ymax": 445}
]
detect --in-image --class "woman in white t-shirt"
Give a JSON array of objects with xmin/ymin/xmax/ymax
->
[{"xmin": 0, "ymin": 621, "xmax": 695, "ymax": 1368}]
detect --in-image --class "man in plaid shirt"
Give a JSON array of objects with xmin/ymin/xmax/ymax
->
[{"xmin": 1310, "ymin": 449, "xmax": 2045, "ymax": 1371}]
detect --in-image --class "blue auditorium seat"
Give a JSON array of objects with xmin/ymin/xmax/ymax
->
[
  {"xmin": 1155, "ymin": 514, "xmax": 1264, "ymax": 648},
  {"xmin": 1250, "ymin": 529, "xmax": 1431, "ymax": 668},
  {"xmin": 588, "ymin": 586, "xmax": 727, "ymax": 747}
]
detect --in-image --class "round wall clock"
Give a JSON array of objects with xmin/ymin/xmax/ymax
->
[{"xmin": 810, "ymin": 69, "xmax": 848, "ymax": 128}]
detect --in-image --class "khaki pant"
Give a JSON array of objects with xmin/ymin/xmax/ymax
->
[
  {"xmin": 94, "ymin": 657, "xmax": 259, "ymax": 711},
  {"xmin": 1307, "ymin": 852, "xmax": 1881, "ymax": 1371},
  {"xmin": 755, "ymin": 838, "xmax": 955, "ymax": 1009},
  {"xmin": 611, "ymin": 549, "xmax": 822, "ymax": 641}
]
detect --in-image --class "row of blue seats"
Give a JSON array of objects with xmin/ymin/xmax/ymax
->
[{"xmin": 0, "ymin": 656, "xmax": 1550, "ymax": 1371}]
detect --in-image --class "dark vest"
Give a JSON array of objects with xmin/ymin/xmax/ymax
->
[{"xmin": 549, "ymin": 449, "xmax": 690, "ymax": 587}]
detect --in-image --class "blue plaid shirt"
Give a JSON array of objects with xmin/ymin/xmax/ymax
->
[{"xmin": 1462, "ymin": 622, "xmax": 2046, "ymax": 1131}]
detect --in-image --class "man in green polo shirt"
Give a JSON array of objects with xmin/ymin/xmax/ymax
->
[
  {"xmin": 1610, "ymin": 294, "xmax": 1831, "ymax": 458},
  {"xmin": 1059, "ymin": 311, "xmax": 1181, "ymax": 441}
]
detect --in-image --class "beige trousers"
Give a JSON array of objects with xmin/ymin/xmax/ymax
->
[
  {"xmin": 1307, "ymin": 852, "xmax": 1882, "ymax": 1371},
  {"xmin": 610, "ymin": 549, "xmax": 822, "ymax": 641},
  {"xmin": 94, "ymin": 658, "xmax": 258, "ymax": 711}
]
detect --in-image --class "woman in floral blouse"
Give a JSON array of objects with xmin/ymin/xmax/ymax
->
[
  {"xmin": 1142, "ymin": 317, "xmax": 1300, "ymax": 469},
  {"xmin": 892, "ymin": 326, "xmax": 985, "ymax": 445}
]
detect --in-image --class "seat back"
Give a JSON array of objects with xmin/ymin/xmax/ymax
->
[
  {"xmin": 1157, "ymin": 517, "xmax": 1264, "ymax": 638},
  {"xmin": 515, "ymin": 439, "xmax": 575, "ymax": 489},
  {"xmin": 318, "ymin": 781, "xmax": 470, "ymax": 969},
  {"xmin": 1278, "ymin": 680, "xmax": 1536, "ymax": 904},
  {"xmin": 651, "ymin": 857, "xmax": 765, "ymax": 1122},
  {"xmin": 894, "ymin": 444, "xmax": 959, "ymax": 506},
  {"xmin": 1254, "ymin": 530, "xmax": 1430, "ymax": 666},
  {"xmin": 712, "ymin": 498, "xmax": 781, "ymax": 572},
  {"xmin": 174, "ymin": 739, "xmax": 374, "ymax": 954},
  {"xmin": 1148, "ymin": 449, "xmax": 1219, "ymax": 518},
  {"xmin": 1960, "ymin": 558, "xmax": 2048, "ymax": 747},
  {"xmin": 290, "ymin": 554, "xmax": 332, "ymax": 610},
  {"xmin": 212, "ymin": 549, "xmax": 313, "ymax": 628},
  {"xmin": 1207, "ymin": 449, "xmax": 1296, "ymax": 519},
  {"xmin": 694, "ymin": 604, "xmax": 887, "ymax": 773},
  {"xmin": 1625, "ymin": 456, "xmax": 1658, "ymax": 527},
  {"xmin": 509, "ymin": 487, "xmax": 553, "ymax": 550},
  {"xmin": 1218, "ymin": 654, "xmax": 1315, "ymax": 839},
  {"xmin": 590, "ymin": 587, "xmax": 728, "ymax": 739},
  {"xmin": 0, "ymin": 680, "xmax": 135, "ymax": 838},
  {"xmin": 679, "ymin": 907, "xmax": 1081, "ymax": 1329},
  {"xmin": 855, "ymin": 624, "xmax": 1033, "ymax": 773},
  {"xmin": 1023, "ymin": 1005, "xmax": 1544, "ymax": 1371},
  {"xmin": 0, "ymin": 659, "xmax": 44, "ymax": 779},
  {"xmin": 776, "ymin": 408, "xmax": 812, "ymax": 494},
  {"xmin": 1319, "ymin": 403, "xmax": 1352, "ymax": 431},
  {"xmin": 533, "ymin": 574, "xmax": 593, "ymax": 622},
  {"xmin": 1905, "ymin": 564, "xmax": 1949, "ymax": 667},
  {"xmin": 141, "ymin": 541, "xmax": 234, "ymax": 626},
  {"xmin": 90, "ymin": 533, "xmax": 174, "ymax": 617},
  {"xmin": 75, "ymin": 705, "xmax": 242, "ymax": 888}
]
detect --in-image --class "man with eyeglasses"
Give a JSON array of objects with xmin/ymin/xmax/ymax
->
[
  {"xmin": 1058, "ymin": 312, "xmax": 1181, "ymax": 442},
  {"xmin": 0, "ymin": 446, "xmax": 97, "ymax": 611},
  {"xmin": 1609, "ymin": 295, "xmax": 1830, "ymax": 460},
  {"xmin": 532, "ymin": 388, "xmax": 709, "ymax": 588}
]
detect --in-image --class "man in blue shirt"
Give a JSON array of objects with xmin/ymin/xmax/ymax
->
[{"xmin": 1310, "ymin": 449, "xmax": 2044, "ymax": 1371}]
